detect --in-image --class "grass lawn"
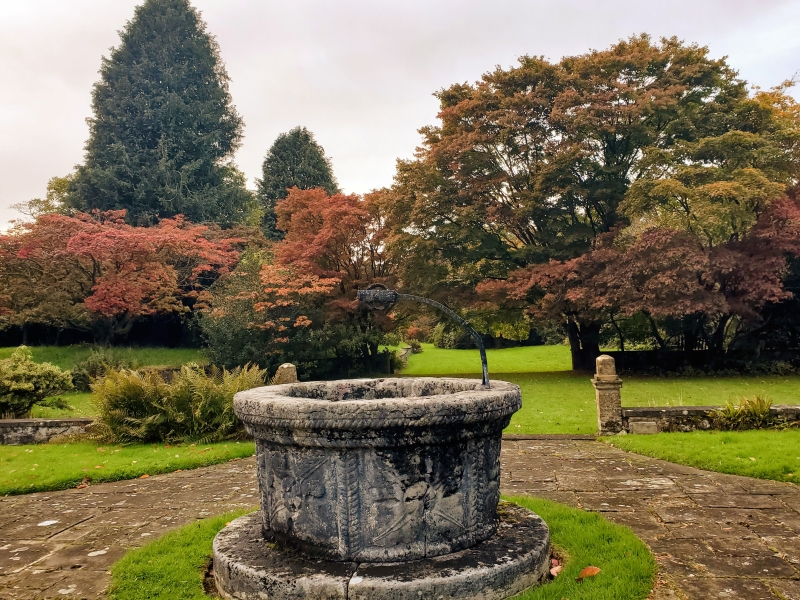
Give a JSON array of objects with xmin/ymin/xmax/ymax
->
[
  {"xmin": 605, "ymin": 430, "xmax": 800, "ymax": 484},
  {"xmin": 0, "ymin": 441, "xmax": 255, "ymax": 496},
  {"xmin": 0, "ymin": 345, "xmax": 206, "ymax": 371},
  {"xmin": 109, "ymin": 509, "xmax": 252, "ymax": 600},
  {"xmin": 402, "ymin": 345, "xmax": 800, "ymax": 434},
  {"xmin": 403, "ymin": 343, "xmax": 572, "ymax": 374},
  {"xmin": 108, "ymin": 498, "xmax": 655, "ymax": 600},
  {"xmin": 30, "ymin": 392, "xmax": 95, "ymax": 418},
  {"xmin": 0, "ymin": 345, "xmax": 207, "ymax": 418},
  {"xmin": 510, "ymin": 497, "xmax": 655, "ymax": 600}
]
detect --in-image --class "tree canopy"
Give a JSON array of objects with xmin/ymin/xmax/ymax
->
[
  {"xmin": 384, "ymin": 35, "xmax": 800, "ymax": 368},
  {"xmin": 257, "ymin": 127, "xmax": 339, "ymax": 239},
  {"xmin": 67, "ymin": 0, "xmax": 253, "ymax": 226},
  {"xmin": 0, "ymin": 211, "xmax": 245, "ymax": 342},
  {"xmin": 202, "ymin": 188, "xmax": 396, "ymax": 378}
]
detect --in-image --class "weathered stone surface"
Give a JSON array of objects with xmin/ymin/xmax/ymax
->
[
  {"xmin": 272, "ymin": 363, "xmax": 299, "ymax": 385},
  {"xmin": 595, "ymin": 354, "xmax": 617, "ymax": 377},
  {"xmin": 0, "ymin": 418, "xmax": 93, "ymax": 445},
  {"xmin": 213, "ymin": 513, "xmax": 354, "ymax": 600},
  {"xmin": 213, "ymin": 503, "xmax": 550, "ymax": 600},
  {"xmin": 235, "ymin": 378, "xmax": 521, "ymax": 563},
  {"xmin": 591, "ymin": 355, "xmax": 623, "ymax": 435},
  {"xmin": 629, "ymin": 421, "xmax": 658, "ymax": 435}
]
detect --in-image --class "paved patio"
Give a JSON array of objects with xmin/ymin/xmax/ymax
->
[{"xmin": 1, "ymin": 440, "xmax": 799, "ymax": 599}]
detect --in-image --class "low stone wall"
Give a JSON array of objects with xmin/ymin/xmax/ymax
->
[
  {"xmin": 622, "ymin": 405, "xmax": 800, "ymax": 434},
  {"xmin": 0, "ymin": 418, "xmax": 94, "ymax": 445}
]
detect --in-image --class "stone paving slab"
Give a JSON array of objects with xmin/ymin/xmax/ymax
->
[
  {"xmin": 0, "ymin": 458, "xmax": 259, "ymax": 600},
  {"xmin": 1, "ymin": 440, "xmax": 799, "ymax": 599},
  {"xmin": 501, "ymin": 440, "xmax": 800, "ymax": 599}
]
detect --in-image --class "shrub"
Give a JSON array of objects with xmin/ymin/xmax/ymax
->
[
  {"xmin": 408, "ymin": 340, "xmax": 423, "ymax": 354},
  {"xmin": 382, "ymin": 332, "xmax": 402, "ymax": 347},
  {"xmin": 72, "ymin": 348, "xmax": 137, "ymax": 392},
  {"xmin": 404, "ymin": 326, "xmax": 426, "ymax": 342},
  {"xmin": 431, "ymin": 322, "xmax": 476, "ymax": 349},
  {"xmin": 712, "ymin": 396, "xmax": 775, "ymax": 430},
  {"xmin": 200, "ymin": 256, "xmax": 392, "ymax": 379},
  {"xmin": 93, "ymin": 363, "xmax": 266, "ymax": 443},
  {"xmin": 0, "ymin": 346, "xmax": 74, "ymax": 418}
]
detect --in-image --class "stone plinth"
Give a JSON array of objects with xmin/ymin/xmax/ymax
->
[
  {"xmin": 213, "ymin": 502, "xmax": 550, "ymax": 600},
  {"xmin": 592, "ymin": 355, "xmax": 623, "ymax": 435},
  {"xmin": 233, "ymin": 377, "xmax": 521, "ymax": 563}
]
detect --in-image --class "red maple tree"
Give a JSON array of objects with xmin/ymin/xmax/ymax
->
[
  {"xmin": 0, "ymin": 211, "xmax": 243, "ymax": 340},
  {"xmin": 479, "ymin": 197, "xmax": 800, "ymax": 367}
]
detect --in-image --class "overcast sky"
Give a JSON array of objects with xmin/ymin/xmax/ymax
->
[{"xmin": 2, "ymin": 0, "xmax": 799, "ymax": 226}]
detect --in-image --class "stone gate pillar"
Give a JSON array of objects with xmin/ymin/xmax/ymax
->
[
  {"xmin": 592, "ymin": 355, "xmax": 623, "ymax": 435},
  {"xmin": 271, "ymin": 363, "xmax": 298, "ymax": 385}
]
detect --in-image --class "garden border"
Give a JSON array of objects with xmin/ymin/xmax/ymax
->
[
  {"xmin": 0, "ymin": 417, "xmax": 93, "ymax": 445},
  {"xmin": 623, "ymin": 404, "xmax": 800, "ymax": 434}
]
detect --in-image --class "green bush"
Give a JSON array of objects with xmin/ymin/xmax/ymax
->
[
  {"xmin": 71, "ymin": 348, "xmax": 137, "ymax": 391},
  {"xmin": 0, "ymin": 346, "xmax": 74, "ymax": 418},
  {"xmin": 431, "ymin": 322, "xmax": 476, "ymax": 349},
  {"xmin": 93, "ymin": 363, "xmax": 266, "ymax": 443}
]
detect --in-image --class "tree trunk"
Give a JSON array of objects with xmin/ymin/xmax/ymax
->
[
  {"xmin": 682, "ymin": 318, "xmax": 697, "ymax": 352},
  {"xmin": 567, "ymin": 317, "xmax": 601, "ymax": 371},
  {"xmin": 710, "ymin": 314, "xmax": 731, "ymax": 358},
  {"xmin": 22, "ymin": 323, "xmax": 29, "ymax": 345},
  {"xmin": 609, "ymin": 313, "xmax": 625, "ymax": 352},
  {"xmin": 645, "ymin": 313, "xmax": 666, "ymax": 350}
]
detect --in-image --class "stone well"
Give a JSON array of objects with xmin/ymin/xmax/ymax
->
[{"xmin": 214, "ymin": 377, "xmax": 551, "ymax": 600}]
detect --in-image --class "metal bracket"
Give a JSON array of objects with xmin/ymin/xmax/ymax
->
[{"xmin": 358, "ymin": 284, "xmax": 489, "ymax": 387}]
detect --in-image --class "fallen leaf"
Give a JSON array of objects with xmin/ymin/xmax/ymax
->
[
  {"xmin": 749, "ymin": 457, "xmax": 756, "ymax": 461},
  {"xmin": 551, "ymin": 558, "xmax": 560, "ymax": 567},
  {"xmin": 550, "ymin": 565, "xmax": 563, "ymax": 577},
  {"xmin": 576, "ymin": 566, "xmax": 601, "ymax": 582},
  {"xmin": 139, "ymin": 474, "xmax": 149, "ymax": 479},
  {"xmin": 94, "ymin": 465, "xmax": 103, "ymax": 469}
]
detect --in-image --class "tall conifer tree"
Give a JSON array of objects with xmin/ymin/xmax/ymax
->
[
  {"xmin": 69, "ymin": 0, "xmax": 252, "ymax": 225},
  {"xmin": 257, "ymin": 127, "xmax": 339, "ymax": 239}
]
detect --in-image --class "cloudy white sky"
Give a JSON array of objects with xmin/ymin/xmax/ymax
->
[{"xmin": 1, "ymin": 0, "xmax": 799, "ymax": 226}]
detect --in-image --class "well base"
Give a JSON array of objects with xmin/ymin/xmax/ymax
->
[{"xmin": 213, "ymin": 502, "xmax": 550, "ymax": 600}]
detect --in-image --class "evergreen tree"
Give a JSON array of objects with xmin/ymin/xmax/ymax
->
[
  {"xmin": 68, "ymin": 0, "xmax": 253, "ymax": 226},
  {"xmin": 257, "ymin": 126, "xmax": 339, "ymax": 239}
]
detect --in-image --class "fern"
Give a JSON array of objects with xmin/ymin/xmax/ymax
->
[
  {"xmin": 93, "ymin": 363, "xmax": 266, "ymax": 443},
  {"xmin": 711, "ymin": 396, "xmax": 775, "ymax": 431}
]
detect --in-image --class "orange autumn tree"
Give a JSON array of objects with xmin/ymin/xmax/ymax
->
[{"xmin": 202, "ymin": 188, "xmax": 399, "ymax": 378}]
